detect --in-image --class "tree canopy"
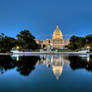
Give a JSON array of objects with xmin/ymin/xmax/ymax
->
[
  {"xmin": 16, "ymin": 30, "xmax": 40, "ymax": 50},
  {"xmin": 68, "ymin": 35, "xmax": 92, "ymax": 50},
  {"xmin": 0, "ymin": 30, "xmax": 40, "ymax": 52},
  {"xmin": 0, "ymin": 33, "xmax": 16, "ymax": 52}
]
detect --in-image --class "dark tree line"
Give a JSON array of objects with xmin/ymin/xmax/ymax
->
[
  {"xmin": 68, "ymin": 34, "xmax": 92, "ymax": 50},
  {"xmin": 0, "ymin": 33, "xmax": 16, "ymax": 52},
  {"xmin": 0, "ymin": 30, "xmax": 40, "ymax": 52}
]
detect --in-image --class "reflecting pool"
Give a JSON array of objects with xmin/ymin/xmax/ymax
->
[{"xmin": 0, "ymin": 54, "xmax": 92, "ymax": 92}]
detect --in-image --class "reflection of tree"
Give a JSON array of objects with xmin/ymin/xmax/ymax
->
[
  {"xmin": 68, "ymin": 55, "xmax": 92, "ymax": 72},
  {"xmin": 0, "ymin": 55, "xmax": 40, "ymax": 76},
  {"xmin": 1, "ymin": 54, "xmax": 92, "ymax": 76},
  {"xmin": 16, "ymin": 56, "xmax": 40, "ymax": 76},
  {"xmin": 0, "ymin": 55, "xmax": 15, "ymax": 74}
]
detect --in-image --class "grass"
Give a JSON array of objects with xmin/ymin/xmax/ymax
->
[
  {"xmin": 22, "ymin": 49, "xmax": 40, "ymax": 52},
  {"xmin": 57, "ymin": 49, "xmax": 73, "ymax": 52}
]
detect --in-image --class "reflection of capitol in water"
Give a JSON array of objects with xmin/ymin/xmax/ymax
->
[
  {"xmin": 51, "ymin": 56, "xmax": 64, "ymax": 80},
  {"xmin": 37, "ymin": 55, "xmax": 70, "ymax": 80},
  {"xmin": 10, "ymin": 54, "xmax": 92, "ymax": 80}
]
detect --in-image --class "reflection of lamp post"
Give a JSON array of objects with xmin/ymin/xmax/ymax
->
[{"xmin": 87, "ymin": 54, "xmax": 90, "ymax": 62}]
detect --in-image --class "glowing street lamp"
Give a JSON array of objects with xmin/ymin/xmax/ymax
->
[
  {"xmin": 87, "ymin": 46, "xmax": 90, "ymax": 52},
  {"xmin": 16, "ymin": 46, "xmax": 20, "ymax": 49},
  {"xmin": 87, "ymin": 46, "xmax": 90, "ymax": 49}
]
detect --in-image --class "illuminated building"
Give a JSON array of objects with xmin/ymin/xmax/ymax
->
[{"xmin": 35, "ymin": 25, "xmax": 69, "ymax": 49}]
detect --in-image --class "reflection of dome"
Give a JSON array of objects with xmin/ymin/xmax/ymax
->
[
  {"xmin": 52, "ymin": 65, "xmax": 63, "ymax": 80},
  {"xmin": 52, "ymin": 25, "xmax": 63, "ymax": 40},
  {"xmin": 37, "ymin": 55, "xmax": 68, "ymax": 80}
]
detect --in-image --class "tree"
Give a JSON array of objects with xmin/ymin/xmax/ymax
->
[
  {"xmin": 16, "ymin": 30, "xmax": 40, "ymax": 49},
  {"xmin": 68, "ymin": 35, "xmax": 86, "ymax": 50},
  {"xmin": 0, "ymin": 33, "xmax": 16, "ymax": 52},
  {"xmin": 85, "ymin": 35, "xmax": 92, "ymax": 47}
]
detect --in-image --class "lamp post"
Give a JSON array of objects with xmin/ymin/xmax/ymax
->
[{"xmin": 87, "ymin": 46, "xmax": 90, "ymax": 53}]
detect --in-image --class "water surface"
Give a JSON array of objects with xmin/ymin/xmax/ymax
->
[{"xmin": 0, "ymin": 54, "xmax": 92, "ymax": 92}]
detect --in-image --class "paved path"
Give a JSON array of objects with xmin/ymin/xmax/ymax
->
[{"xmin": 0, "ymin": 52, "xmax": 91, "ymax": 55}]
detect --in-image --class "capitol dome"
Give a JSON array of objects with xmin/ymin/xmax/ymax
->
[{"xmin": 52, "ymin": 25, "xmax": 63, "ymax": 40}]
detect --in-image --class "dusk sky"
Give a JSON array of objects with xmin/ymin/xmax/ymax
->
[{"xmin": 0, "ymin": 0, "xmax": 92, "ymax": 40}]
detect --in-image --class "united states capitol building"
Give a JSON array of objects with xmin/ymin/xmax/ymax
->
[{"xmin": 36, "ymin": 25, "xmax": 69, "ymax": 49}]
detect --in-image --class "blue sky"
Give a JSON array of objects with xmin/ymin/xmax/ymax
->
[{"xmin": 0, "ymin": 0, "xmax": 92, "ymax": 40}]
